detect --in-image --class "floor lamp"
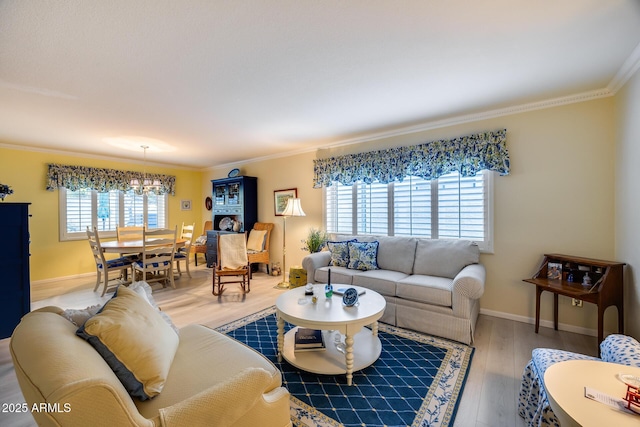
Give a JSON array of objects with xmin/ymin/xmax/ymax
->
[{"xmin": 276, "ymin": 197, "xmax": 306, "ymax": 289}]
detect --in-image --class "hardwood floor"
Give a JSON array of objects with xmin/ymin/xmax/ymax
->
[{"xmin": 0, "ymin": 263, "xmax": 598, "ymax": 427}]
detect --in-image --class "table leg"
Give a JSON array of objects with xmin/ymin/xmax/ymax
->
[
  {"xmin": 277, "ymin": 315, "xmax": 284, "ymax": 363},
  {"xmin": 345, "ymin": 332, "xmax": 354, "ymax": 386},
  {"xmin": 553, "ymin": 293, "xmax": 559, "ymax": 331},
  {"xmin": 535, "ymin": 287, "xmax": 542, "ymax": 334},
  {"xmin": 372, "ymin": 321, "xmax": 378, "ymax": 338}
]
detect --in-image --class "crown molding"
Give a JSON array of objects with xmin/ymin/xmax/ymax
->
[
  {"xmin": 320, "ymin": 88, "xmax": 614, "ymax": 150},
  {"xmin": 608, "ymin": 40, "xmax": 640, "ymax": 94}
]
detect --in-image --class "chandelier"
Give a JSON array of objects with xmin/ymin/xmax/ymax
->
[{"xmin": 130, "ymin": 145, "xmax": 162, "ymax": 194}]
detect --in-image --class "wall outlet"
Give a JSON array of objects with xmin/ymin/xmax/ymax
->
[{"xmin": 571, "ymin": 298, "xmax": 583, "ymax": 307}]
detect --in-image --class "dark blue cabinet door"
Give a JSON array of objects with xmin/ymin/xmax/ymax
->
[{"xmin": 0, "ymin": 203, "xmax": 30, "ymax": 339}]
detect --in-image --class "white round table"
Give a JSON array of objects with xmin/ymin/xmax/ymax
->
[
  {"xmin": 544, "ymin": 359, "xmax": 640, "ymax": 426},
  {"xmin": 275, "ymin": 284, "xmax": 386, "ymax": 386}
]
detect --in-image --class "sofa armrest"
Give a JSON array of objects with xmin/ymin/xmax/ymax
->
[
  {"xmin": 159, "ymin": 367, "xmax": 288, "ymax": 427},
  {"xmin": 302, "ymin": 251, "xmax": 331, "ymax": 283},
  {"xmin": 600, "ymin": 334, "xmax": 640, "ymax": 367},
  {"xmin": 452, "ymin": 263, "xmax": 486, "ymax": 300}
]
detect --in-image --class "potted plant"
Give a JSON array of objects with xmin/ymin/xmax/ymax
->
[{"xmin": 301, "ymin": 228, "xmax": 328, "ymax": 253}]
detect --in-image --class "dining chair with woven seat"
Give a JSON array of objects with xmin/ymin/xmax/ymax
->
[
  {"xmin": 86, "ymin": 227, "xmax": 134, "ymax": 296},
  {"xmin": 212, "ymin": 232, "xmax": 250, "ymax": 296},
  {"xmin": 133, "ymin": 226, "xmax": 177, "ymax": 289},
  {"xmin": 174, "ymin": 222, "xmax": 195, "ymax": 278}
]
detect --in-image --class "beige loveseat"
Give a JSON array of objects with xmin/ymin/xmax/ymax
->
[
  {"xmin": 302, "ymin": 235, "xmax": 485, "ymax": 344},
  {"xmin": 10, "ymin": 295, "xmax": 291, "ymax": 427}
]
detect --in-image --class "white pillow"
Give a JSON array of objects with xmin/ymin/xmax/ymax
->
[{"xmin": 247, "ymin": 229, "xmax": 267, "ymax": 251}]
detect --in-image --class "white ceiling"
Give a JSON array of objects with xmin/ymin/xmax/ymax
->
[{"xmin": 1, "ymin": 0, "xmax": 640, "ymax": 169}]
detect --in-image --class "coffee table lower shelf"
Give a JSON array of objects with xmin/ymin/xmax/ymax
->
[{"xmin": 283, "ymin": 326, "xmax": 382, "ymax": 375}]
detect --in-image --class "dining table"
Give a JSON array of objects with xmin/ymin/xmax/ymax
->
[{"xmin": 100, "ymin": 238, "xmax": 187, "ymax": 253}]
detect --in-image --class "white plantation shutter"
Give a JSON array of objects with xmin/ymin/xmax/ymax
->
[
  {"xmin": 124, "ymin": 191, "xmax": 145, "ymax": 226},
  {"xmin": 146, "ymin": 193, "xmax": 166, "ymax": 229},
  {"xmin": 356, "ymin": 182, "xmax": 388, "ymax": 235},
  {"xmin": 65, "ymin": 188, "xmax": 93, "ymax": 234},
  {"xmin": 326, "ymin": 183, "xmax": 353, "ymax": 234},
  {"xmin": 96, "ymin": 191, "xmax": 120, "ymax": 232},
  {"xmin": 324, "ymin": 170, "xmax": 492, "ymax": 251},
  {"xmin": 437, "ymin": 171, "xmax": 486, "ymax": 240},
  {"xmin": 393, "ymin": 176, "xmax": 432, "ymax": 237}
]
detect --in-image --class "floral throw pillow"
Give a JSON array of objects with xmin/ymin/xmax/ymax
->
[
  {"xmin": 347, "ymin": 241, "xmax": 379, "ymax": 271},
  {"xmin": 327, "ymin": 240, "xmax": 355, "ymax": 267}
]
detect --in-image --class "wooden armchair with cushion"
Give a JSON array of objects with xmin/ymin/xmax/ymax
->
[
  {"xmin": 190, "ymin": 220, "xmax": 212, "ymax": 266},
  {"xmin": 246, "ymin": 222, "xmax": 274, "ymax": 275}
]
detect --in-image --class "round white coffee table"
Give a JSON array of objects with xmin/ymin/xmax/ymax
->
[{"xmin": 275, "ymin": 284, "xmax": 386, "ymax": 386}]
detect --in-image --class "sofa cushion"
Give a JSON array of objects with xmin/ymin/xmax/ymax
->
[
  {"xmin": 347, "ymin": 241, "xmax": 379, "ymax": 271},
  {"xmin": 413, "ymin": 239, "xmax": 479, "ymax": 278},
  {"xmin": 375, "ymin": 236, "xmax": 417, "ymax": 275},
  {"xmin": 315, "ymin": 266, "xmax": 360, "ymax": 285},
  {"xmin": 136, "ymin": 324, "xmax": 282, "ymax": 418},
  {"xmin": 351, "ymin": 269, "xmax": 408, "ymax": 297},
  {"xmin": 396, "ymin": 275, "xmax": 454, "ymax": 307},
  {"xmin": 327, "ymin": 240, "xmax": 355, "ymax": 267},
  {"xmin": 76, "ymin": 286, "xmax": 180, "ymax": 401}
]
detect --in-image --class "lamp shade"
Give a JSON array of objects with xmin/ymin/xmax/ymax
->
[{"xmin": 282, "ymin": 198, "xmax": 305, "ymax": 217}]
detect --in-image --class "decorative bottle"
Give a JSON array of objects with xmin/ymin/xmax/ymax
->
[{"xmin": 325, "ymin": 268, "xmax": 333, "ymax": 298}]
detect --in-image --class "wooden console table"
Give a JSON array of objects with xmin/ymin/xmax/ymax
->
[{"xmin": 523, "ymin": 254, "xmax": 625, "ymax": 355}]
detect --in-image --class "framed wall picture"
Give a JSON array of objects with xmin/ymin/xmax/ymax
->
[
  {"xmin": 181, "ymin": 200, "xmax": 192, "ymax": 211},
  {"xmin": 274, "ymin": 188, "xmax": 297, "ymax": 216}
]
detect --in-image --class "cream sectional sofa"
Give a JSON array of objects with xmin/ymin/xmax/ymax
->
[
  {"xmin": 302, "ymin": 235, "xmax": 486, "ymax": 344},
  {"xmin": 10, "ymin": 288, "xmax": 291, "ymax": 427}
]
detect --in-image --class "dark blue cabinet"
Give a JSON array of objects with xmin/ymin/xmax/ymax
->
[{"xmin": 0, "ymin": 203, "xmax": 30, "ymax": 339}]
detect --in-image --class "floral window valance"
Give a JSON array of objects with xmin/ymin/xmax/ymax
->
[
  {"xmin": 46, "ymin": 164, "xmax": 176, "ymax": 195},
  {"xmin": 313, "ymin": 129, "xmax": 510, "ymax": 188}
]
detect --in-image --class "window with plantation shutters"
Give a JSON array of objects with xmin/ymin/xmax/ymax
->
[
  {"xmin": 60, "ymin": 188, "xmax": 168, "ymax": 241},
  {"xmin": 325, "ymin": 170, "xmax": 493, "ymax": 252},
  {"xmin": 356, "ymin": 182, "xmax": 388, "ymax": 235},
  {"xmin": 326, "ymin": 183, "xmax": 353, "ymax": 234}
]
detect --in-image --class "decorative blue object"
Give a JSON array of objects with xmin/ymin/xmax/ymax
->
[
  {"xmin": 228, "ymin": 168, "xmax": 240, "ymax": 178},
  {"xmin": 342, "ymin": 287, "xmax": 359, "ymax": 307}
]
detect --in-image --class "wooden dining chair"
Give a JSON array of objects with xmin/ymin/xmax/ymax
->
[
  {"xmin": 116, "ymin": 225, "xmax": 144, "ymax": 260},
  {"xmin": 212, "ymin": 232, "xmax": 250, "ymax": 296},
  {"xmin": 133, "ymin": 226, "xmax": 177, "ymax": 289},
  {"xmin": 86, "ymin": 227, "xmax": 134, "ymax": 296},
  {"xmin": 191, "ymin": 220, "xmax": 213, "ymax": 266},
  {"xmin": 174, "ymin": 222, "xmax": 195, "ymax": 278}
]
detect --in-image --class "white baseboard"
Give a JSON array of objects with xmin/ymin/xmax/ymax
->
[
  {"xmin": 31, "ymin": 272, "xmax": 95, "ymax": 287},
  {"xmin": 479, "ymin": 307, "xmax": 599, "ymax": 337}
]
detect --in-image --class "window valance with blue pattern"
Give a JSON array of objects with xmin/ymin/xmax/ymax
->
[
  {"xmin": 313, "ymin": 129, "xmax": 509, "ymax": 188},
  {"xmin": 46, "ymin": 164, "xmax": 176, "ymax": 195}
]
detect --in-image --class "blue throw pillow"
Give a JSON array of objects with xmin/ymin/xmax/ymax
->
[
  {"xmin": 327, "ymin": 240, "xmax": 355, "ymax": 267},
  {"xmin": 347, "ymin": 241, "xmax": 379, "ymax": 271}
]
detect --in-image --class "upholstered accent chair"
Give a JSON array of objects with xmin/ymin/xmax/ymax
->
[
  {"xmin": 246, "ymin": 222, "xmax": 274, "ymax": 275},
  {"xmin": 519, "ymin": 334, "xmax": 640, "ymax": 426}
]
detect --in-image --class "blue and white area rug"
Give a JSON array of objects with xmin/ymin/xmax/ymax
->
[{"xmin": 216, "ymin": 306, "xmax": 474, "ymax": 427}]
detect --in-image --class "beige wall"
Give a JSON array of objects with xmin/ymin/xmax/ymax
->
[
  {"xmin": 615, "ymin": 66, "xmax": 640, "ymax": 338},
  {"xmin": 204, "ymin": 98, "xmax": 619, "ymax": 335},
  {"xmin": 0, "ymin": 146, "xmax": 204, "ymax": 283}
]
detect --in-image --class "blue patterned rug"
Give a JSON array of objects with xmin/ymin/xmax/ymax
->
[{"xmin": 216, "ymin": 306, "xmax": 473, "ymax": 427}]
